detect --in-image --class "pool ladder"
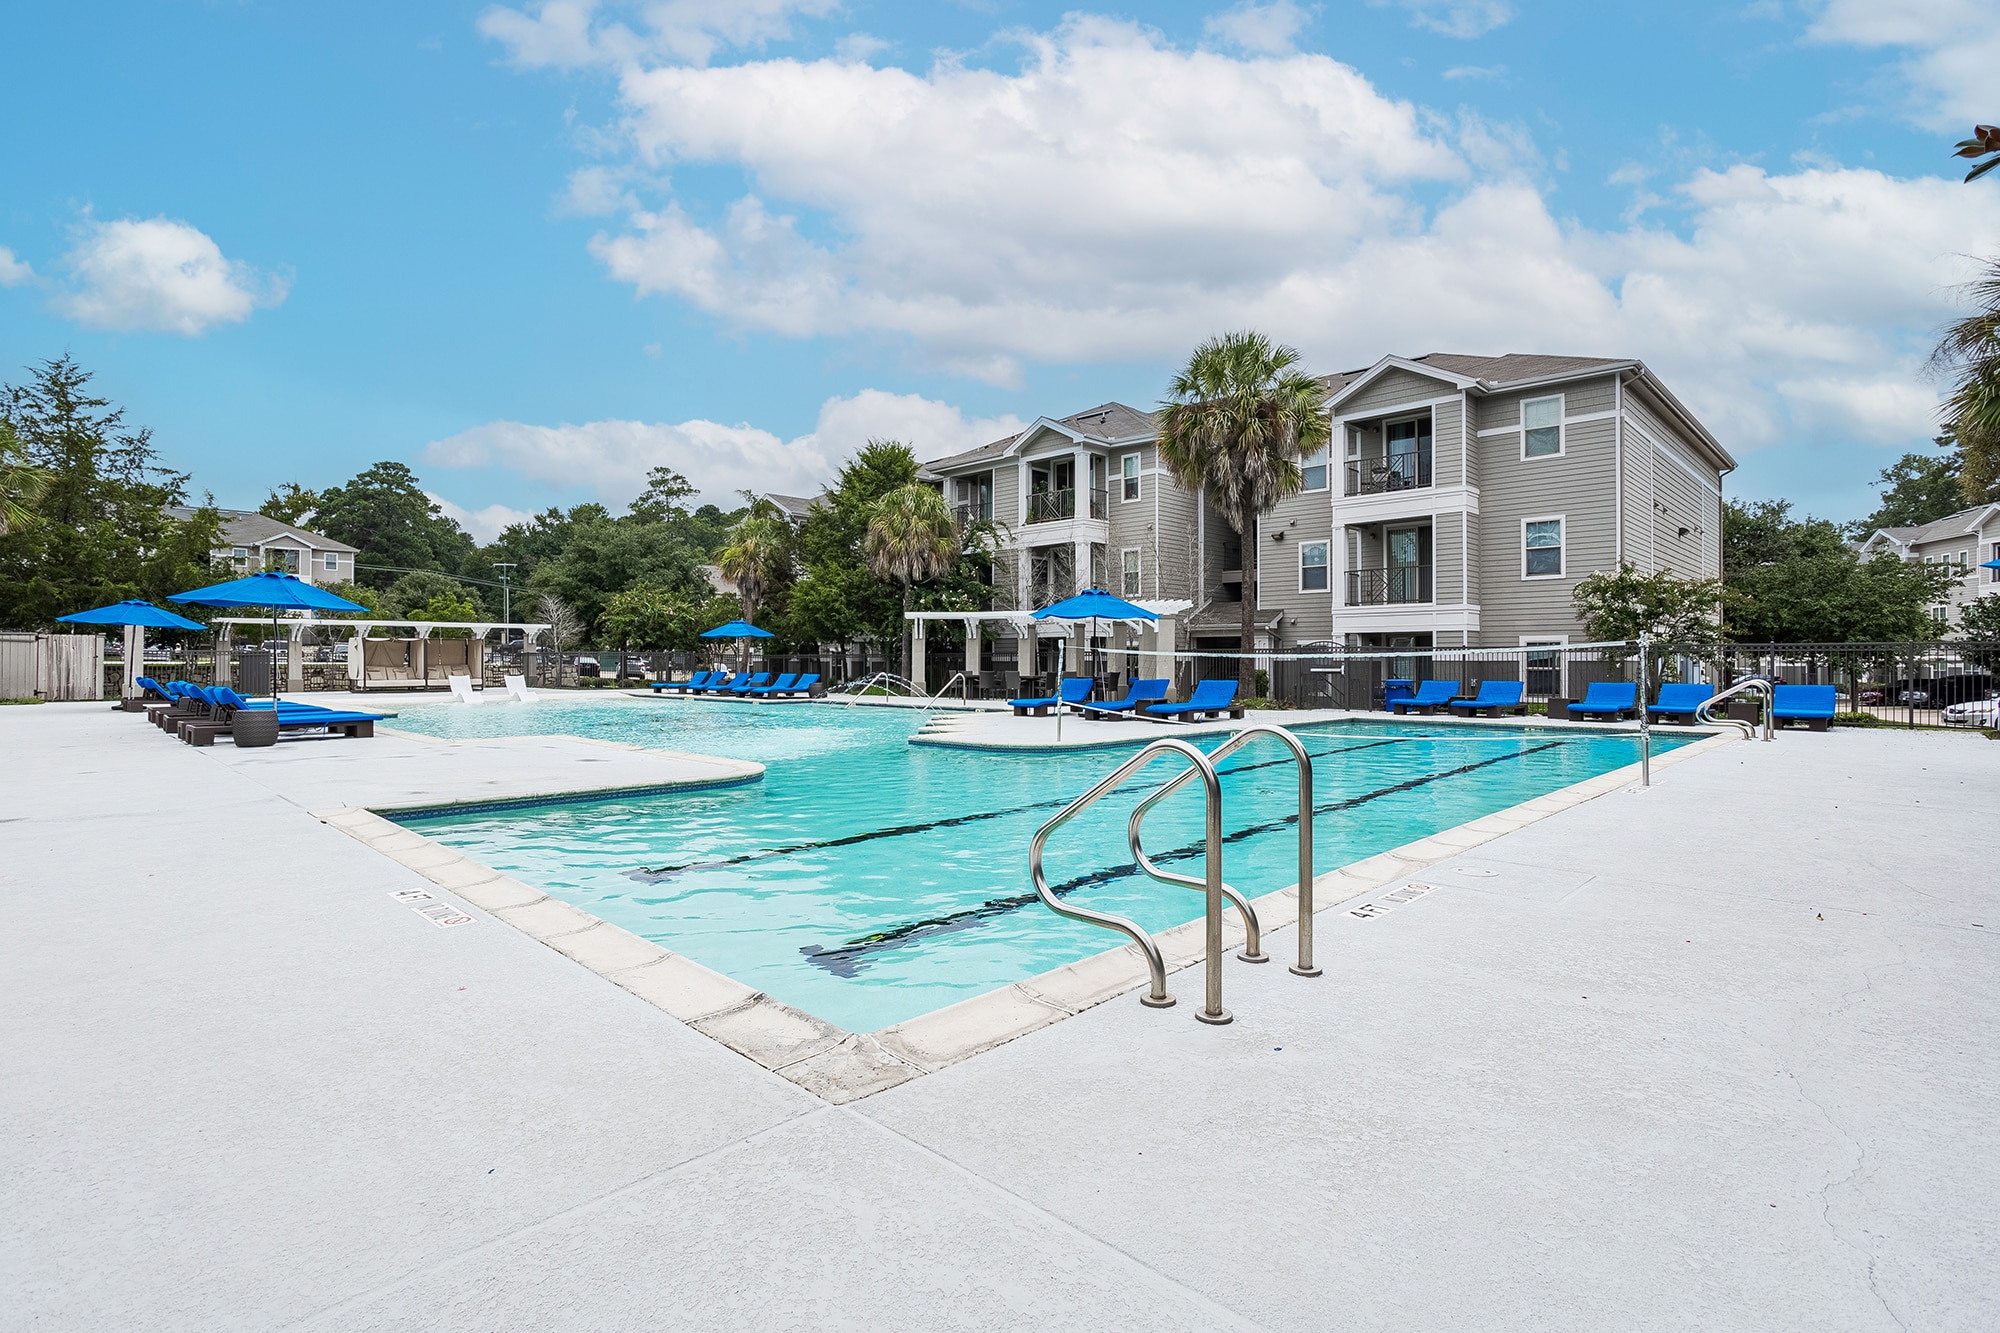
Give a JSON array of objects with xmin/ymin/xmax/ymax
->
[
  {"xmin": 1695, "ymin": 678, "xmax": 1774, "ymax": 742},
  {"xmin": 1028, "ymin": 725, "xmax": 1319, "ymax": 1026}
]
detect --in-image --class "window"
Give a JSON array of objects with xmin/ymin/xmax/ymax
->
[
  {"xmin": 1121, "ymin": 548, "xmax": 1142, "ymax": 597},
  {"xmin": 1523, "ymin": 517, "xmax": 1564, "ymax": 578},
  {"xmin": 1522, "ymin": 395, "xmax": 1563, "ymax": 458},
  {"xmin": 1301, "ymin": 448, "xmax": 1328, "ymax": 492},
  {"xmin": 1959, "ymin": 549, "xmax": 1970, "ymax": 574},
  {"xmin": 324, "ymin": 551, "xmax": 338, "ymax": 572},
  {"xmin": 1992, "ymin": 542, "xmax": 2000, "ymax": 582},
  {"xmin": 1299, "ymin": 541, "xmax": 1329, "ymax": 592},
  {"xmin": 232, "ymin": 546, "xmax": 248, "ymax": 562},
  {"xmin": 1121, "ymin": 453, "xmax": 1141, "ymax": 502}
]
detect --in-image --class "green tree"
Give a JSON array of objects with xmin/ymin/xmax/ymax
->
[
  {"xmin": 599, "ymin": 583, "xmax": 698, "ymax": 652},
  {"xmin": 715, "ymin": 506, "xmax": 792, "ymax": 668},
  {"xmin": 1931, "ymin": 257, "xmax": 2000, "ymax": 508},
  {"xmin": 1957, "ymin": 593, "xmax": 2000, "ymax": 640},
  {"xmin": 259, "ymin": 483, "xmax": 321, "ymax": 527},
  {"xmin": 1723, "ymin": 499, "xmax": 1954, "ymax": 642},
  {"xmin": 313, "ymin": 462, "xmax": 474, "ymax": 588},
  {"xmin": 626, "ymin": 466, "xmax": 697, "ymax": 525},
  {"xmin": 526, "ymin": 513, "xmax": 706, "ymax": 637},
  {"xmin": 0, "ymin": 356, "xmax": 222, "ymax": 629},
  {"xmin": 1155, "ymin": 330, "xmax": 1331, "ymax": 691},
  {"xmin": 1845, "ymin": 439, "xmax": 1968, "ymax": 537},
  {"xmin": 1571, "ymin": 563, "xmax": 1726, "ymax": 648},
  {"xmin": 863, "ymin": 483, "xmax": 958, "ymax": 674},
  {"xmin": 0, "ymin": 420, "xmax": 50, "ymax": 537}
]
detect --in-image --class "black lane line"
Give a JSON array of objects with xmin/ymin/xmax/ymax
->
[
  {"xmin": 798, "ymin": 738, "xmax": 1569, "ymax": 977},
  {"xmin": 625, "ymin": 738, "xmax": 1410, "ymax": 883}
]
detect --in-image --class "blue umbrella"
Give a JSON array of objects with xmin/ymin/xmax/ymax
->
[
  {"xmin": 1031, "ymin": 588, "xmax": 1158, "ymax": 624},
  {"xmin": 170, "ymin": 571, "xmax": 368, "ymax": 696},
  {"xmin": 59, "ymin": 599, "xmax": 206, "ymax": 699},
  {"xmin": 700, "ymin": 619, "xmax": 775, "ymax": 639},
  {"xmin": 58, "ymin": 599, "xmax": 205, "ymax": 631}
]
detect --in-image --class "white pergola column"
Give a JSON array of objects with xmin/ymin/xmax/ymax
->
[
  {"xmin": 963, "ymin": 617, "xmax": 979, "ymax": 691},
  {"xmin": 215, "ymin": 624, "xmax": 232, "ymax": 689},
  {"xmin": 287, "ymin": 624, "xmax": 305, "ymax": 693},
  {"xmin": 910, "ymin": 616, "xmax": 926, "ymax": 690},
  {"xmin": 1156, "ymin": 614, "xmax": 1180, "ymax": 699},
  {"xmin": 122, "ymin": 624, "xmax": 140, "ymax": 699}
]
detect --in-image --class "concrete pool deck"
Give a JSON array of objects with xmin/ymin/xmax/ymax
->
[{"xmin": 4, "ymin": 701, "xmax": 1997, "ymax": 1328}]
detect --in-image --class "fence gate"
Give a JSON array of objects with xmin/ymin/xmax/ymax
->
[{"xmin": 0, "ymin": 632, "xmax": 106, "ymax": 701}]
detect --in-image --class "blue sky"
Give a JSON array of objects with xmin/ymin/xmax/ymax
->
[{"xmin": 1, "ymin": 0, "xmax": 1993, "ymax": 538}]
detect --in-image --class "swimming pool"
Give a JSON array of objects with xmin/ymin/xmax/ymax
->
[{"xmin": 387, "ymin": 700, "xmax": 1692, "ymax": 1031}]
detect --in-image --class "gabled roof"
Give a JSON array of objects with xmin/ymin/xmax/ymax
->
[
  {"xmin": 1860, "ymin": 503, "xmax": 2000, "ymax": 551},
  {"xmin": 922, "ymin": 401, "xmax": 1157, "ymax": 474},
  {"xmin": 169, "ymin": 507, "xmax": 359, "ymax": 553},
  {"xmin": 764, "ymin": 492, "xmax": 828, "ymax": 522}
]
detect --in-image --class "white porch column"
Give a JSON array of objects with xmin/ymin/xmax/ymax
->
[
  {"xmin": 416, "ymin": 631, "xmax": 430, "ymax": 689},
  {"xmin": 1156, "ymin": 614, "xmax": 1180, "ymax": 699},
  {"xmin": 287, "ymin": 625, "xmax": 305, "ymax": 693},
  {"xmin": 964, "ymin": 617, "xmax": 979, "ymax": 692},
  {"xmin": 910, "ymin": 616, "xmax": 926, "ymax": 690},
  {"xmin": 215, "ymin": 624, "xmax": 232, "ymax": 689}
]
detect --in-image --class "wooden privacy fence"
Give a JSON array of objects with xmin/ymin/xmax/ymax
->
[{"xmin": 0, "ymin": 632, "xmax": 106, "ymax": 701}]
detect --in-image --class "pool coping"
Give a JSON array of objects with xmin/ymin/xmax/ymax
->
[{"xmin": 314, "ymin": 723, "xmax": 1740, "ymax": 1105}]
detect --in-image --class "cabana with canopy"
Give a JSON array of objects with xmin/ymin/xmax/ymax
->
[{"xmin": 901, "ymin": 599, "xmax": 1190, "ymax": 695}]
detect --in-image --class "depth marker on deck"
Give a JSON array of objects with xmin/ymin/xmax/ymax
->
[
  {"xmin": 389, "ymin": 887, "xmax": 475, "ymax": 928},
  {"xmin": 1349, "ymin": 882, "xmax": 1437, "ymax": 919}
]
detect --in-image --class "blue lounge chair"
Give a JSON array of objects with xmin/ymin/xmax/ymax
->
[
  {"xmin": 1390, "ymin": 680, "xmax": 1459, "ymax": 715},
  {"xmin": 1568, "ymin": 681, "xmax": 1638, "ymax": 720},
  {"xmin": 754, "ymin": 672, "xmax": 819, "ymax": 697},
  {"xmin": 1383, "ymin": 678, "xmax": 1415, "ymax": 711},
  {"xmin": 1145, "ymin": 678, "xmax": 1243, "ymax": 722},
  {"xmin": 697, "ymin": 672, "xmax": 745, "ymax": 694},
  {"xmin": 134, "ymin": 675, "xmax": 174, "ymax": 701},
  {"xmin": 1079, "ymin": 678, "xmax": 1171, "ymax": 721},
  {"xmin": 726, "ymin": 672, "xmax": 773, "ymax": 695},
  {"xmin": 179, "ymin": 686, "xmax": 385, "ymax": 745},
  {"xmin": 1772, "ymin": 684, "xmax": 1837, "ymax": 731},
  {"xmin": 747, "ymin": 672, "xmax": 799, "ymax": 696},
  {"xmin": 652, "ymin": 670, "xmax": 715, "ymax": 694},
  {"xmin": 1648, "ymin": 682, "xmax": 1715, "ymax": 724},
  {"xmin": 1448, "ymin": 680, "xmax": 1526, "ymax": 717},
  {"xmin": 1010, "ymin": 676, "xmax": 1095, "ymax": 717}
]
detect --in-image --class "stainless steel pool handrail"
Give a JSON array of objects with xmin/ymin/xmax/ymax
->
[
  {"xmin": 1696, "ymin": 678, "xmax": 1774, "ymax": 742},
  {"xmin": 1029, "ymin": 737, "xmax": 1233, "ymax": 1023},
  {"xmin": 1127, "ymin": 723, "xmax": 1320, "ymax": 978}
]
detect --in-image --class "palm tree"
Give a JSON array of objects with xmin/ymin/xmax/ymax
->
[
  {"xmin": 1156, "ymin": 331, "xmax": 1332, "ymax": 694},
  {"xmin": 863, "ymin": 483, "xmax": 959, "ymax": 677},
  {"xmin": 0, "ymin": 420, "xmax": 49, "ymax": 537},
  {"xmin": 1932, "ymin": 256, "xmax": 2000, "ymax": 506},
  {"xmin": 716, "ymin": 513, "xmax": 789, "ymax": 670}
]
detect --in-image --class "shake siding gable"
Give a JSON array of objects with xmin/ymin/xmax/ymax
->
[{"xmin": 1340, "ymin": 368, "xmax": 1460, "ymax": 416}]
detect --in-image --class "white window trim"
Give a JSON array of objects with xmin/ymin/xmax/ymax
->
[
  {"xmin": 1119, "ymin": 546, "xmax": 1142, "ymax": 598},
  {"xmin": 1522, "ymin": 514, "xmax": 1566, "ymax": 580},
  {"xmin": 1518, "ymin": 634, "xmax": 1569, "ymax": 647},
  {"xmin": 324, "ymin": 551, "xmax": 339, "ymax": 571},
  {"xmin": 1298, "ymin": 540, "xmax": 1330, "ymax": 593},
  {"xmin": 1520, "ymin": 393, "xmax": 1566, "ymax": 461},
  {"xmin": 1300, "ymin": 448, "xmax": 1330, "ymax": 492},
  {"xmin": 1120, "ymin": 452, "xmax": 1142, "ymax": 503}
]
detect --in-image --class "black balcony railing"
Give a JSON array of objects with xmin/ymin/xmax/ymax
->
[
  {"xmin": 1346, "ymin": 564, "xmax": 1433, "ymax": 606},
  {"xmin": 1089, "ymin": 485, "xmax": 1107, "ymax": 520},
  {"xmin": 1345, "ymin": 453, "xmax": 1433, "ymax": 496},
  {"xmin": 952, "ymin": 501, "xmax": 993, "ymax": 527},
  {"xmin": 1026, "ymin": 488, "xmax": 1074, "ymax": 523}
]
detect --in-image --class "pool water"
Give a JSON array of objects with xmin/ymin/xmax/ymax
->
[{"xmin": 387, "ymin": 699, "xmax": 1692, "ymax": 1031}]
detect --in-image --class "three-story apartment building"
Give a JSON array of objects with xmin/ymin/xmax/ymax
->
[
  {"xmin": 919, "ymin": 353, "xmax": 1732, "ymax": 672},
  {"xmin": 1854, "ymin": 503, "xmax": 2000, "ymax": 630}
]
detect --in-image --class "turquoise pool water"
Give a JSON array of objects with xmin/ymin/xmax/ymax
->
[{"xmin": 387, "ymin": 699, "xmax": 1692, "ymax": 1031}]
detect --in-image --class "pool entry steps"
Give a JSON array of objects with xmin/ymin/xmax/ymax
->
[{"xmin": 1031, "ymin": 723, "xmax": 1319, "ymax": 1025}]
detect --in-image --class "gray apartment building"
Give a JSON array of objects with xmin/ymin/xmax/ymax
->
[
  {"xmin": 917, "ymin": 353, "xmax": 1733, "ymax": 676},
  {"xmin": 1854, "ymin": 503, "xmax": 2000, "ymax": 630},
  {"xmin": 169, "ymin": 508, "xmax": 361, "ymax": 586}
]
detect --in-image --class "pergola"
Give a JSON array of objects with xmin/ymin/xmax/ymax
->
[
  {"xmin": 900, "ymin": 601, "xmax": 1191, "ymax": 692},
  {"xmin": 212, "ymin": 617, "xmax": 553, "ymax": 693}
]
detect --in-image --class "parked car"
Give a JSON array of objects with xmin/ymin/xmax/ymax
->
[
  {"xmin": 1898, "ymin": 688, "xmax": 1931, "ymax": 706},
  {"xmin": 573, "ymin": 655, "xmax": 601, "ymax": 678},
  {"xmin": 1858, "ymin": 688, "xmax": 1885, "ymax": 706},
  {"xmin": 1942, "ymin": 694, "xmax": 1999, "ymax": 727}
]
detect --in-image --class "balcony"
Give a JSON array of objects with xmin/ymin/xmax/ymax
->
[
  {"xmin": 1026, "ymin": 487, "xmax": 1108, "ymax": 524},
  {"xmin": 952, "ymin": 502, "xmax": 993, "ymax": 527},
  {"xmin": 1345, "ymin": 454, "xmax": 1433, "ymax": 496},
  {"xmin": 1346, "ymin": 565, "xmax": 1433, "ymax": 606}
]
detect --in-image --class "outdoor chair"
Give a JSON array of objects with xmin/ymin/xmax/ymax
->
[
  {"xmin": 176, "ymin": 686, "xmax": 384, "ymax": 746},
  {"xmin": 1647, "ymin": 682, "xmax": 1715, "ymax": 725},
  {"xmin": 1567, "ymin": 681, "xmax": 1639, "ymax": 721},
  {"xmin": 1772, "ymin": 684, "xmax": 1837, "ymax": 731},
  {"xmin": 504, "ymin": 673, "xmax": 539, "ymax": 704},
  {"xmin": 446, "ymin": 674, "xmax": 486, "ymax": 705},
  {"xmin": 653, "ymin": 670, "xmax": 713, "ymax": 694},
  {"xmin": 699, "ymin": 672, "xmax": 745, "ymax": 694},
  {"xmin": 725, "ymin": 672, "xmax": 773, "ymax": 695},
  {"xmin": 1009, "ymin": 676, "xmax": 1094, "ymax": 717},
  {"xmin": 762, "ymin": 672, "xmax": 820, "ymax": 697},
  {"xmin": 1079, "ymin": 678, "xmax": 1171, "ymax": 721},
  {"xmin": 747, "ymin": 672, "xmax": 799, "ymax": 696},
  {"xmin": 1390, "ymin": 680, "xmax": 1459, "ymax": 715},
  {"xmin": 134, "ymin": 676, "xmax": 174, "ymax": 702},
  {"xmin": 1448, "ymin": 680, "xmax": 1526, "ymax": 717},
  {"xmin": 1145, "ymin": 678, "xmax": 1243, "ymax": 722}
]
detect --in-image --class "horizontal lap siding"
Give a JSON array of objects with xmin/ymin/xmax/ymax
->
[
  {"xmin": 1433, "ymin": 398, "xmax": 1465, "ymax": 489},
  {"xmin": 1434, "ymin": 511, "xmax": 1464, "ymax": 606},
  {"xmin": 989, "ymin": 465, "xmax": 1020, "ymax": 532},
  {"xmin": 1153, "ymin": 478, "xmax": 1200, "ymax": 600},
  {"xmin": 1475, "ymin": 406, "xmax": 1618, "ymax": 645},
  {"xmin": 1341, "ymin": 368, "xmax": 1458, "ymax": 416},
  {"xmin": 1622, "ymin": 395, "xmax": 1723, "ymax": 582},
  {"xmin": 1260, "ymin": 485, "xmax": 1335, "ymax": 642}
]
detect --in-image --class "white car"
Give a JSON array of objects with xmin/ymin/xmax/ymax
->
[{"xmin": 1942, "ymin": 694, "xmax": 1999, "ymax": 727}]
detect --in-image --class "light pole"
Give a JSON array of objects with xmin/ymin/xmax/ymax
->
[{"xmin": 493, "ymin": 563, "xmax": 516, "ymax": 627}]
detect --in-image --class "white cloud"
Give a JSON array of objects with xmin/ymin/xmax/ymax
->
[
  {"xmin": 423, "ymin": 389, "xmax": 1025, "ymax": 510},
  {"xmin": 0, "ymin": 247, "xmax": 32, "ymax": 286},
  {"xmin": 426, "ymin": 493, "xmax": 538, "ymax": 544},
  {"xmin": 1377, "ymin": 0, "xmax": 1514, "ymax": 39},
  {"xmin": 1442, "ymin": 64, "xmax": 1505, "ymax": 80},
  {"xmin": 510, "ymin": 13, "xmax": 1999, "ymax": 457},
  {"xmin": 1203, "ymin": 1, "xmax": 1310, "ymax": 55},
  {"xmin": 1806, "ymin": 0, "xmax": 1998, "ymax": 129},
  {"xmin": 479, "ymin": 0, "xmax": 839, "ymax": 69},
  {"xmin": 55, "ymin": 217, "xmax": 285, "ymax": 336}
]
